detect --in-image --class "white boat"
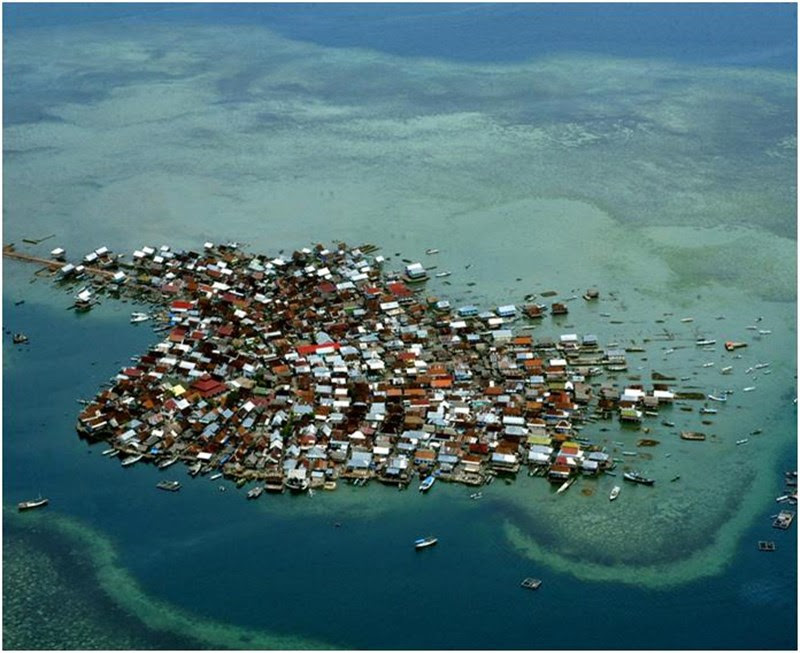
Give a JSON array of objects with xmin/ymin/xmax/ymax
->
[
  {"xmin": 702, "ymin": 362, "xmax": 715, "ymax": 368},
  {"xmin": 743, "ymin": 386, "xmax": 756, "ymax": 392},
  {"xmin": 18, "ymin": 496, "xmax": 49, "ymax": 511},
  {"xmin": 609, "ymin": 486, "xmax": 620, "ymax": 501},
  {"xmin": 754, "ymin": 363, "xmax": 770, "ymax": 369},
  {"xmin": 247, "ymin": 486, "xmax": 264, "ymax": 499},
  {"xmin": 210, "ymin": 472, "xmax": 223, "ymax": 480},
  {"xmin": 707, "ymin": 394, "xmax": 728, "ymax": 402},
  {"xmin": 680, "ymin": 317, "xmax": 694, "ymax": 323},
  {"xmin": 158, "ymin": 457, "xmax": 178, "ymax": 469},
  {"xmin": 720, "ymin": 366, "xmax": 733, "ymax": 374},
  {"xmin": 121, "ymin": 453, "xmax": 143, "ymax": 467},
  {"xmin": 736, "ymin": 438, "xmax": 749, "ymax": 445},
  {"xmin": 758, "ymin": 329, "xmax": 772, "ymax": 335},
  {"xmin": 414, "ymin": 536, "xmax": 438, "ymax": 550},
  {"xmin": 425, "ymin": 248, "xmax": 440, "ymax": 255},
  {"xmin": 419, "ymin": 476, "xmax": 435, "ymax": 492},
  {"xmin": 130, "ymin": 312, "xmax": 150, "ymax": 323},
  {"xmin": 695, "ymin": 339, "xmax": 716, "ymax": 346},
  {"xmin": 435, "ymin": 271, "xmax": 451, "ymax": 278},
  {"xmin": 101, "ymin": 448, "xmax": 116, "ymax": 456},
  {"xmin": 556, "ymin": 478, "xmax": 575, "ymax": 494},
  {"xmin": 469, "ymin": 491, "xmax": 483, "ymax": 500},
  {"xmin": 699, "ymin": 407, "xmax": 718, "ymax": 415}
]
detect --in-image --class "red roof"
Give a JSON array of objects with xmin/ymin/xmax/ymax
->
[
  {"xmin": 296, "ymin": 342, "xmax": 340, "ymax": 356},
  {"xmin": 387, "ymin": 282, "xmax": 412, "ymax": 298},
  {"xmin": 171, "ymin": 300, "xmax": 193, "ymax": 311}
]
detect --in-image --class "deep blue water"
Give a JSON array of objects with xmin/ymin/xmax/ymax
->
[{"xmin": 4, "ymin": 3, "xmax": 797, "ymax": 69}]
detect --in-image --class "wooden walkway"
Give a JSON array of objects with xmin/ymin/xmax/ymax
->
[{"xmin": 3, "ymin": 244, "xmax": 118, "ymax": 280}]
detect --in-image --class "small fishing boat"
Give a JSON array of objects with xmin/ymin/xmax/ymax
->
[
  {"xmin": 681, "ymin": 431, "xmax": 706, "ymax": 441},
  {"xmin": 736, "ymin": 438, "xmax": 749, "ymax": 445},
  {"xmin": 120, "ymin": 453, "xmax": 143, "ymax": 467},
  {"xmin": 695, "ymin": 339, "xmax": 716, "ymax": 346},
  {"xmin": 743, "ymin": 386, "xmax": 756, "ymax": 392},
  {"xmin": 415, "ymin": 536, "xmax": 438, "ymax": 550},
  {"xmin": 469, "ymin": 491, "xmax": 483, "ymax": 500},
  {"xmin": 247, "ymin": 486, "xmax": 264, "ymax": 499},
  {"xmin": 156, "ymin": 480, "xmax": 181, "ymax": 492},
  {"xmin": 699, "ymin": 407, "xmax": 718, "ymax": 415},
  {"xmin": 724, "ymin": 341, "xmax": 747, "ymax": 351},
  {"xmin": 188, "ymin": 461, "xmax": 202, "ymax": 476},
  {"xmin": 758, "ymin": 329, "xmax": 771, "ymax": 335},
  {"xmin": 101, "ymin": 448, "xmax": 116, "ymax": 456},
  {"xmin": 702, "ymin": 362, "xmax": 715, "ymax": 368},
  {"xmin": 680, "ymin": 317, "xmax": 694, "ymax": 323},
  {"xmin": 130, "ymin": 312, "xmax": 150, "ymax": 323},
  {"xmin": 707, "ymin": 394, "xmax": 727, "ymax": 402},
  {"xmin": 720, "ymin": 366, "xmax": 733, "ymax": 374},
  {"xmin": 623, "ymin": 471, "xmax": 655, "ymax": 486},
  {"xmin": 12, "ymin": 333, "xmax": 29, "ymax": 344},
  {"xmin": 661, "ymin": 420, "xmax": 676, "ymax": 427},
  {"xmin": 609, "ymin": 486, "xmax": 620, "ymax": 501},
  {"xmin": 520, "ymin": 577, "xmax": 542, "ymax": 590},
  {"xmin": 556, "ymin": 478, "xmax": 575, "ymax": 494},
  {"xmin": 425, "ymin": 248, "xmax": 440, "ymax": 255},
  {"xmin": 434, "ymin": 271, "xmax": 451, "ymax": 278},
  {"xmin": 18, "ymin": 496, "xmax": 48, "ymax": 511},
  {"xmin": 158, "ymin": 457, "xmax": 179, "ymax": 469},
  {"xmin": 419, "ymin": 476, "xmax": 435, "ymax": 493},
  {"xmin": 210, "ymin": 472, "xmax": 223, "ymax": 480},
  {"xmin": 670, "ymin": 475, "xmax": 681, "ymax": 482}
]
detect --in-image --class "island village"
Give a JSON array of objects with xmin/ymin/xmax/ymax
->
[{"xmin": 5, "ymin": 239, "xmax": 794, "ymax": 518}]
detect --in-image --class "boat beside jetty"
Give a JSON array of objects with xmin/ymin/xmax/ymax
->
[{"xmin": 419, "ymin": 476, "xmax": 435, "ymax": 493}]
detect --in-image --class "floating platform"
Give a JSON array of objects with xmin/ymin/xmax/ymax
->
[{"xmin": 520, "ymin": 578, "xmax": 542, "ymax": 590}]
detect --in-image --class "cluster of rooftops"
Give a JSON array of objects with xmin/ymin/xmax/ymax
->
[{"xmin": 72, "ymin": 240, "xmax": 682, "ymax": 492}]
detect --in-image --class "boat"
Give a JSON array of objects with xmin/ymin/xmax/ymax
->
[
  {"xmin": 609, "ymin": 485, "xmax": 620, "ymax": 501},
  {"xmin": 661, "ymin": 420, "xmax": 676, "ymax": 427},
  {"xmin": 758, "ymin": 329, "xmax": 771, "ymax": 335},
  {"xmin": 681, "ymin": 431, "xmax": 706, "ymax": 441},
  {"xmin": 670, "ymin": 475, "xmax": 681, "ymax": 482},
  {"xmin": 754, "ymin": 363, "xmax": 770, "ymax": 369},
  {"xmin": 720, "ymin": 366, "xmax": 733, "ymax": 374},
  {"xmin": 101, "ymin": 448, "xmax": 116, "ymax": 456},
  {"xmin": 695, "ymin": 339, "xmax": 716, "ymax": 346},
  {"xmin": 246, "ymin": 486, "xmax": 264, "ymax": 499},
  {"xmin": 18, "ymin": 496, "xmax": 48, "ymax": 511},
  {"xmin": 736, "ymin": 438, "xmax": 749, "ymax": 445},
  {"xmin": 772, "ymin": 511, "xmax": 795, "ymax": 530},
  {"xmin": 285, "ymin": 477, "xmax": 310, "ymax": 493},
  {"xmin": 419, "ymin": 475, "xmax": 436, "ymax": 492},
  {"xmin": 724, "ymin": 341, "xmax": 747, "ymax": 351},
  {"xmin": 415, "ymin": 536, "xmax": 438, "ymax": 550},
  {"xmin": 210, "ymin": 472, "xmax": 223, "ymax": 480},
  {"xmin": 425, "ymin": 248, "xmax": 440, "ymax": 255},
  {"xmin": 120, "ymin": 453, "xmax": 144, "ymax": 466},
  {"xmin": 623, "ymin": 471, "xmax": 655, "ymax": 486},
  {"xmin": 156, "ymin": 480, "xmax": 181, "ymax": 492},
  {"xmin": 699, "ymin": 408, "xmax": 718, "ymax": 415},
  {"xmin": 158, "ymin": 457, "xmax": 179, "ymax": 469},
  {"xmin": 130, "ymin": 312, "xmax": 150, "ymax": 323},
  {"xmin": 469, "ymin": 491, "xmax": 483, "ymax": 500},
  {"xmin": 707, "ymin": 394, "xmax": 727, "ymax": 402},
  {"xmin": 520, "ymin": 577, "xmax": 542, "ymax": 590},
  {"xmin": 743, "ymin": 386, "xmax": 756, "ymax": 392},
  {"xmin": 12, "ymin": 333, "xmax": 29, "ymax": 344},
  {"xmin": 188, "ymin": 461, "xmax": 202, "ymax": 476},
  {"xmin": 556, "ymin": 478, "xmax": 575, "ymax": 494},
  {"xmin": 434, "ymin": 271, "xmax": 451, "ymax": 278}
]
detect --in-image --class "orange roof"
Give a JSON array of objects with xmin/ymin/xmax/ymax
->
[{"xmin": 431, "ymin": 378, "xmax": 453, "ymax": 389}]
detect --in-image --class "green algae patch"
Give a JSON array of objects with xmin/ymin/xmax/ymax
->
[{"xmin": 5, "ymin": 509, "xmax": 338, "ymax": 650}]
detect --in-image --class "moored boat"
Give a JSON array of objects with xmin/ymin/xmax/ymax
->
[
  {"xmin": 159, "ymin": 457, "xmax": 179, "ymax": 469},
  {"xmin": 520, "ymin": 577, "xmax": 542, "ymax": 590},
  {"xmin": 246, "ymin": 486, "xmax": 264, "ymax": 499},
  {"xmin": 724, "ymin": 341, "xmax": 747, "ymax": 351},
  {"xmin": 707, "ymin": 393, "xmax": 727, "ymax": 402},
  {"xmin": 18, "ymin": 496, "xmax": 48, "ymax": 511},
  {"xmin": 609, "ymin": 485, "xmax": 620, "ymax": 501},
  {"xmin": 156, "ymin": 480, "xmax": 181, "ymax": 492},
  {"xmin": 419, "ymin": 475, "xmax": 435, "ymax": 492},
  {"xmin": 695, "ymin": 339, "xmax": 716, "ymax": 346},
  {"xmin": 681, "ymin": 431, "xmax": 706, "ymax": 441},
  {"xmin": 121, "ymin": 453, "xmax": 143, "ymax": 466},
  {"xmin": 130, "ymin": 312, "xmax": 150, "ymax": 323},
  {"xmin": 414, "ymin": 536, "xmax": 438, "ymax": 550},
  {"xmin": 623, "ymin": 471, "xmax": 655, "ymax": 485},
  {"xmin": 556, "ymin": 478, "xmax": 575, "ymax": 494}
]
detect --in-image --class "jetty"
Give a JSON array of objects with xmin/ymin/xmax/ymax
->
[{"xmin": 5, "ymin": 238, "xmax": 726, "ymax": 498}]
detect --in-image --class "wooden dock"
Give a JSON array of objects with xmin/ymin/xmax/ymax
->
[{"xmin": 3, "ymin": 244, "xmax": 119, "ymax": 280}]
